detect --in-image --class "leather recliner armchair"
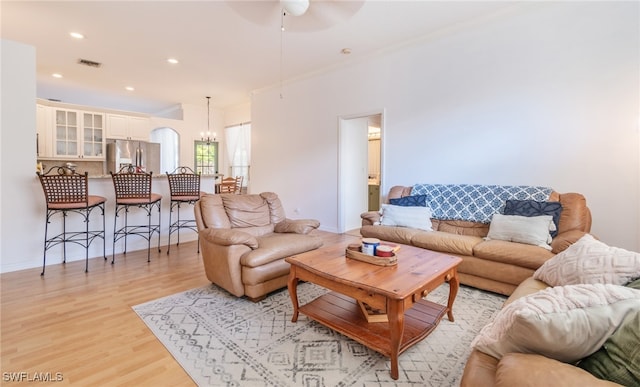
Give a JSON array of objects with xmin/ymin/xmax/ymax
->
[{"xmin": 194, "ymin": 192, "xmax": 323, "ymax": 301}]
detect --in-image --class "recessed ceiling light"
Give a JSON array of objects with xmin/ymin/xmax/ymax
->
[
  {"xmin": 52, "ymin": 73, "xmax": 63, "ymax": 78},
  {"xmin": 70, "ymin": 32, "xmax": 85, "ymax": 39},
  {"xmin": 167, "ymin": 58, "xmax": 179, "ymax": 64},
  {"xmin": 125, "ymin": 86, "xmax": 135, "ymax": 91}
]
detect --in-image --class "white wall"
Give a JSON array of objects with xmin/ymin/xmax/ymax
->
[
  {"xmin": 251, "ymin": 2, "xmax": 640, "ymax": 250},
  {"xmin": 0, "ymin": 40, "xmax": 42, "ymax": 271}
]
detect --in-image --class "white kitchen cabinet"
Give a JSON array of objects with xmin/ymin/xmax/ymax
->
[
  {"xmin": 106, "ymin": 114, "xmax": 150, "ymax": 141},
  {"xmin": 81, "ymin": 112, "xmax": 105, "ymax": 158},
  {"xmin": 36, "ymin": 104, "xmax": 52, "ymax": 157},
  {"xmin": 52, "ymin": 108, "xmax": 105, "ymax": 159}
]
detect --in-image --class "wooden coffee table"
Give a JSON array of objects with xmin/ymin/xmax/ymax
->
[{"xmin": 286, "ymin": 243, "xmax": 462, "ymax": 380}]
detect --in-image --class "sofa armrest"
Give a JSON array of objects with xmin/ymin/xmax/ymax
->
[
  {"xmin": 274, "ymin": 218, "xmax": 320, "ymax": 235},
  {"xmin": 551, "ymin": 229, "xmax": 587, "ymax": 254},
  {"xmin": 460, "ymin": 350, "xmax": 499, "ymax": 387},
  {"xmin": 361, "ymin": 211, "xmax": 381, "ymax": 226},
  {"xmin": 495, "ymin": 353, "xmax": 622, "ymax": 387},
  {"xmin": 200, "ymin": 228, "xmax": 259, "ymax": 249}
]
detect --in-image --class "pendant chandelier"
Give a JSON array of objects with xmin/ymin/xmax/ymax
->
[{"xmin": 200, "ymin": 96, "xmax": 216, "ymax": 144}]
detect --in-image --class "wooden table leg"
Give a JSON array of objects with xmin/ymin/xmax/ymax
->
[
  {"xmin": 287, "ymin": 267, "xmax": 300, "ymax": 323},
  {"xmin": 387, "ymin": 298, "xmax": 405, "ymax": 380},
  {"xmin": 446, "ymin": 269, "xmax": 460, "ymax": 322}
]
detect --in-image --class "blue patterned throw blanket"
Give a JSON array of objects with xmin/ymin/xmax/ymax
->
[{"xmin": 411, "ymin": 184, "xmax": 553, "ymax": 223}]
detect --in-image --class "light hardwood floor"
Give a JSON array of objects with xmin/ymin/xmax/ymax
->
[{"xmin": 1, "ymin": 230, "xmax": 359, "ymax": 386}]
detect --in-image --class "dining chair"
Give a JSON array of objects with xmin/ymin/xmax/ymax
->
[
  {"xmin": 234, "ymin": 175, "xmax": 244, "ymax": 194},
  {"xmin": 219, "ymin": 177, "xmax": 238, "ymax": 194}
]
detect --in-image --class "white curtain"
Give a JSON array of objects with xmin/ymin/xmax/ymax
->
[
  {"xmin": 225, "ymin": 123, "xmax": 251, "ymax": 185},
  {"xmin": 150, "ymin": 127, "xmax": 179, "ymax": 174}
]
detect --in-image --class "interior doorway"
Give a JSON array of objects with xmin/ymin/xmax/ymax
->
[{"xmin": 338, "ymin": 112, "xmax": 383, "ymax": 234}]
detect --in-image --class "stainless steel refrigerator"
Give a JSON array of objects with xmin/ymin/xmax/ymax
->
[{"xmin": 106, "ymin": 140, "xmax": 161, "ymax": 174}]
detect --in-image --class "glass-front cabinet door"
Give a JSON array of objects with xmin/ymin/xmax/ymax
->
[
  {"xmin": 83, "ymin": 112, "xmax": 104, "ymax": 158},
  {"xmin": 52, "ymin": 108, "xmax": 105, "ymax": 159},
  {"xmin": 55, "ymin": 109, "xmax": 79, "ymax": 157}
]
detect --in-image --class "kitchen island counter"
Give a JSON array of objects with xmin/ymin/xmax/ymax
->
[{"xmin": 31, "ymin": 173, "xmax": 221, "ymax": 270}]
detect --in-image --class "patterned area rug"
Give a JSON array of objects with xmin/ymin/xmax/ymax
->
[{"xmin": 133, "ymin": 282, "xmax": 505, "ymax": 386}]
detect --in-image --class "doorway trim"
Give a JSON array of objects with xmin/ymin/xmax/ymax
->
[{"xmin": 337, "ymin": 109, "xmax": 385, "ymax": 233}]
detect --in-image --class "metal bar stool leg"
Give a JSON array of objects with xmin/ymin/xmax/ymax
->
[
  {"xmin": 101, "ymin": 203, "xmax": 106, "ymax": 261},
  {"xmin": 146, "ymin": 204, "xmax": 152, "ymax": 262},
  {"xmin": 85, "ymin": 209, "xmax": 89, "ymax": 273},
  {"xmin": 62, "ymin": 211, "xmax": 67, "ymax": 264},
  {"xmin": 157, "ymin": 203, "xmax": 162, "ymax": 253},
  {"xmin": 41, "ymin": 210, "xmax": 51, "ymax": 276},
  {"xmin": 167, "ymin": 201, "xmax": 173, "ymax": 254},
  {"xmin": 176, "ymin": 203, "xmax": 181, "ymax": 247}
]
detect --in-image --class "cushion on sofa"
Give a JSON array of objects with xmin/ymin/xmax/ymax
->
[
  {"xmin": 471, "ymin": 284, "xmax": 640, "ymax": 363},
  {"xmin": 577, "ymin": 309, "xmax": 640, "ymax": 386},
  {"xmin": 378, "ymin": 204, "xmax": 433, "ymax": 231},
  {"xmin": 626, "ymin": 277, "xmax": 640, "ymax": 290},
  {"xmin": 503, "ymin": 200, "xmax": 563, "ymax": 237},
  {"xmin": 472, "ymin": 240, "xmax": 554, "ymax": 270},
  {"xmin": 485, "ymin": 214, "xmax": 554, "ymax": 250},
  {"xmin": 360, "ymin": 224, "xmax": 421, "ymax": 245},
  {"xmin": 534, "ymin": 234, "xmax": 640, "ymax": 286},
  {"xmin": 222, "ymin": 194, "xmax": 272, "ymax": 228},
  {"xmin": 435, "ymin": 219, "xmax": 490, "ymax": 237},
  {"xmin": 389, "ymin": 194, "xmax": 427, "ymax": 207},
  {"xmin": 240, "ymin": 233, "xmax": 323, "ymax": 268},
  {"xmin": 199, "ymin": 194, "xmax": 232, "ymax": 229},
  {"xmin": 411, "ymin": 231, "xmax": 483, "ymax": 256}
]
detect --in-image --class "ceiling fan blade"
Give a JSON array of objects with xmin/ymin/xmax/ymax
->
[
  {"xmin": 288, "ymin": 0, "xmax": 365, "ymax": 31},
  {"xmin": 226, "ymin": 0, "xmax": 364, "ymax": 31},
  {"xmin": 224, "ymin": 0, "xmax": 281, "ymax": 27}
]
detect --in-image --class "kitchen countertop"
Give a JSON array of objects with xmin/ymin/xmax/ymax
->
[{"xmin": 88, "ymin": 173, "xmax": 222, "ymax": 179}]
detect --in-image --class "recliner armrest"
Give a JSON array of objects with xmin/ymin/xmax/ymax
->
[
  {"xmin": 361, "ymin": 211, "xmax": 381, "ymax": 226},
  {"xmin": 274, "ymin": 219, "xmax": 320, "ymax": 235},
  {"xmin": 200, "ymin": 228, "xmax": 259, "ymax": 249}
]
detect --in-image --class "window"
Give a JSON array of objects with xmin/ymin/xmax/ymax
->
[
  {"xmin": 150, "ymin": 127, "xmax": 179, "ymax": 173},
  {"xmin": 195, "ymin": 141, "xmax": 218, "ymax": 175}
]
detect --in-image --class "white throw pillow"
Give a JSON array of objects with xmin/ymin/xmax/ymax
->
[
  {"xmin": 534, "ymin": 233, "xmax": 640, "ymax": 286},
  {"xmin": 471, "ymin": 284, "xmax": 640, "ymax": 363},
  {"xmin": 377, "ymin": 204, "xmax": 433, "ymax": 231},
  {"xmin": 485, "ymin": 214, "xmax": 554, "ymax": 250}
]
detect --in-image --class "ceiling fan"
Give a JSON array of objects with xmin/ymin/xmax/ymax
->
[{"xmin": 225, "ymin": 0, "xmax": 365, "ymax": 32}]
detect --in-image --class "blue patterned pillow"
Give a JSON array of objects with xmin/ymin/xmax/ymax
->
[
  {"xmin": 390, "ymin": 195, "xmax": 427, "ymax": 207},
  {"xmin": 503, "ymin": 200, "xmax": 563, "ymax": 237}
]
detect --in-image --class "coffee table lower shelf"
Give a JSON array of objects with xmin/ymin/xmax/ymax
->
[{"xmin": 298, "ymin": 291, "xmax": 447, "ymax": 358}]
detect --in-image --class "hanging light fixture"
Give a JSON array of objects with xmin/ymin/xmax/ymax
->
[
  {"xmin": 200, "ymin": 96, "xmax": 216, "ymax": 144},
  {"xmin": 281, "ymin": 0, "xmax": 309, "ymax": 17}
]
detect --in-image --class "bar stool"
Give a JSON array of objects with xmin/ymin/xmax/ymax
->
[
  {"xmin": 166, "ymin": 166, "xmax": 202, "ymax": 254},
  {"xmin": 37, "ymin": 165, "xmax": 107, "ymax": 275},
  {"xmin": 110, "ymin": 166, "xmax": 162, "ymax": 263}
]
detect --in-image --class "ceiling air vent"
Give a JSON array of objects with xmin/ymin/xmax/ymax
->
[{"xmin": 78, "ymin": 58, "xmax": 102, "ymax": 68}]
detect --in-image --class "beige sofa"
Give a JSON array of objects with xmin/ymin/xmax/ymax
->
[
  {"xmin": 460, "ymin": 277, "xmax": 626, "ymax": 386},
  {"xmin": 194, "ymin": 192, "xmax": 323, "ymax": 301},
  {"xmin": 361, "ymin": 185, "xmax": 592, "ymax": 296}
]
